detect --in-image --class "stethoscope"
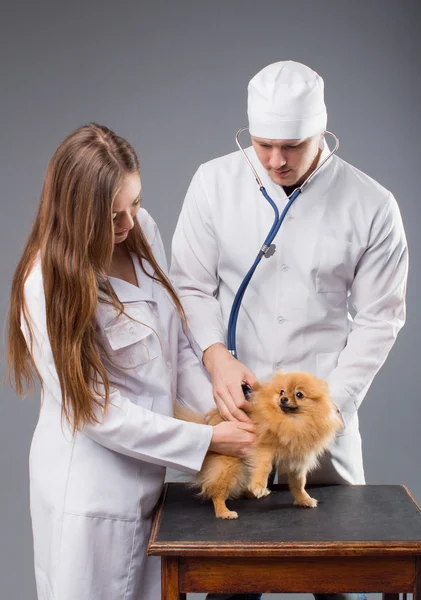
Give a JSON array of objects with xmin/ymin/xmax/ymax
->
[{"xmin": 226, "ymin": 128, "xmax": 339, "ymax": 396}]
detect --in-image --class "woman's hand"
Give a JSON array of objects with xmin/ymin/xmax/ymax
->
[
  {"xmin": 209, "ymin": 421, "xmax": 256, "ymax": 458},
  {"xmin": 203, "ymin": 343, "xmax": 257, "ymax": 423}
]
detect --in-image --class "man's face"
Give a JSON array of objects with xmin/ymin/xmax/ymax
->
[{"xmin": 251, "ymin": 133, "xmax": 323, "ymax": 187}]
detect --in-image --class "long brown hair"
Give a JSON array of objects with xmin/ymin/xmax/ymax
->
[{"xmin": 7, "ymin": 123, "xmax": 185, "ymax": 435}]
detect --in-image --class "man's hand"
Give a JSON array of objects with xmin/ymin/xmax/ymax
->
[{"xmin": 203, "ymin": 343, "xmax": 258, "ymax": 423}]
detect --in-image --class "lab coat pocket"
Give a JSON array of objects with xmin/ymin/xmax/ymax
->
[
  {"xmin": 316, "ymin": 236, "xmax": 354, "ymax": 293},
  {"xmin": 55, "ymin": 513, "xmax": 137, "ymax": 599},
  {"xmin": 103, "ymin": 317, "xmax": 159, "ymax": 370}
]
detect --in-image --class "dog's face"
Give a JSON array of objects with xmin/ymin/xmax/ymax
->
[{"xmin": 251, "ymin": 371, "xmax": 343, "ymax": 429}]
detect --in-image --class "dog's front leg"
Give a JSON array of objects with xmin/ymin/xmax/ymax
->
[
  {"xmin": 288, "ymin": 470, "xmax": 318, "ymax": 507},
  {"xmin": 247, "ymin": 447, "xmax": 274, "ymax": 498}
]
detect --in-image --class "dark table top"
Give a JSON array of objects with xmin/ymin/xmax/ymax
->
[{"xmin": 148, "ymin": 484, "xmax": 421, "ymax": 557}]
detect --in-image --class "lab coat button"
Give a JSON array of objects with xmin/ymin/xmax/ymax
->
[
  {"xmin": 275, "ymin": 362, "xmax": 282, "ymax": 371},
  {"xmin": 166, "ymin": 361, "xmax": 172, "ymax": 370},
  {"xmin": 280, "ymin": 264, "xmax": 289, "ymax": 272},
  {"xmin": 277, "ymin": 316, "xmax": 285, "ymax": 324},
  {"xmin": 129, "ymin": 326, "xmax": 136, "ymax": 335}
]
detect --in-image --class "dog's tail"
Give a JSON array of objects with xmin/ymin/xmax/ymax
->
[{"xmin": 174, "ymin": 400, "xmax": 207, "ymax": 425}]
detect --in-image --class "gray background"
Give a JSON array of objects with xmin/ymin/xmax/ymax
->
[{"xmin": 1, "ymin": 1, "xmax": 420, "ymax": 598}]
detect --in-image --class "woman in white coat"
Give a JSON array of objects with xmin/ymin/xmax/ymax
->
[{"xmin": 7, "ymin": 123, "xmax": 255, "ymax": 600}]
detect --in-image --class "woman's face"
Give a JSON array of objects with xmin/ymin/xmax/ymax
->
[{"xmin": 112, "ymin": 172, "xmax": 141, "ymax": 244}]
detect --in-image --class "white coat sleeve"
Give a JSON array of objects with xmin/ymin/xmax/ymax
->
[
  {"xmin": 170, "ymin": 167, "xmax": 226, "ymax": 358},
  {"xmin": 326, "ymin": 193, "xmax": 408, "ymax": 426},
  {"xmin": 146, "ymin": 209, "xmax": 217, "ymax": 416},
  {"xmin": 21, "ymin": 270, "xmax": 213, "ymax": 475},
  {"xmin": 176, "ymin": 321, "xmax": 216, "ymax": 415}
]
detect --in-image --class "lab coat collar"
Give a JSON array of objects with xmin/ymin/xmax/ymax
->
[{"xmin": 107, "ymin": 253, "xmax": 156, "ymax": 305}]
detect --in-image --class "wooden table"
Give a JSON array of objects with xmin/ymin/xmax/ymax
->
[{"xmin": 147, "ymin": 483, "xmax": 421, "ymax": 599}]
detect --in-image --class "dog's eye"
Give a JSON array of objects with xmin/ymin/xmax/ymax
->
[
  {"xmin": 280, "ymin": 390, "xmax": 285, "ymax": 396},
  {"xmin": 295, "ymin": 391, "xmax": 304, "ymax": 399}
]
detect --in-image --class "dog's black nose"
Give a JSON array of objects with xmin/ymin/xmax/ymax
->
[{"xmin": 280, "ymin": 396, "xmax": 289, "ymax": 405}]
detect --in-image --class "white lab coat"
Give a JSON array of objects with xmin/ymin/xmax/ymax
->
[
  {"xmin": 22, "ymin": 209, "xmax": 215, "ymax": 600},
  {"xmin": 170, "ymin": 142, "xmax": 408, "ymax": 485}
]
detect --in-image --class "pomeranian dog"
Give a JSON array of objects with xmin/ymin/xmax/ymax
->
[{"xmin": 177, "ymin": 371, "xmax": 343, "ymax": 519}]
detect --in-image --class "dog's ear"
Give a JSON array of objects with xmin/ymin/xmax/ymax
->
[{"xmin": 272, "ymin": 371, "xmax": 287, "ymax": 387}]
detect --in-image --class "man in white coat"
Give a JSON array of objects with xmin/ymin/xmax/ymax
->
[{"xmin": 170, "ymin": 60, "xmax": 408, "ymax": 600}]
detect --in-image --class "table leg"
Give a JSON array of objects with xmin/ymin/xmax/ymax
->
[
  {"xmin": 414, "ymin": 557, "xmax": 421, "ymax": 600},
  {"xmin": 161, "ymin": 556, "xmax": 186, "ymax": 600}
]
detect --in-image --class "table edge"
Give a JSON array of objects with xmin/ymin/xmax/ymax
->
[{"xmin": 147, "ymin": 541, "xmax": 421, "ymax": 557}]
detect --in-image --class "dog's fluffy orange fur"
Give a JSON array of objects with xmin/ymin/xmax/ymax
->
[{"xmin": 178, "ymin": 371, "xmax": 343, "ymax": 519}]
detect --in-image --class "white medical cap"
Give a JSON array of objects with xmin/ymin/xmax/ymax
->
[{"xmin": 247, "ymin": 60, "xmax": 327, "ymax": 140}]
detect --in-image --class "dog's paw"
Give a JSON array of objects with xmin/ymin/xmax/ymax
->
[
  {"xmin": 217, "ymin": 510, "xmax": 238, "ymax": 519},
  {"xmin": 294, "ymin": 496, "xmax": 318, "ymax": 508},
  {"xmin": 249, "ymin": 486, "xmax": 271, "ymax": 499}
]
